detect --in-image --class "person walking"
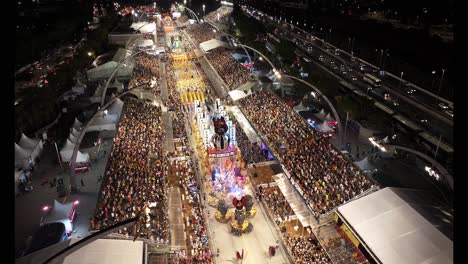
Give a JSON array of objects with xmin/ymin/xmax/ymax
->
[{"xmin": 81, "ymin": 179, "xmax": 85, "ymax": 187}]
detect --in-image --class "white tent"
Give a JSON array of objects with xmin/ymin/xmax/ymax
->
[
  {"xmin": 18, "ymin": 134, "xmax": 43, "ymax": 164},
  {"xmin": 318, "ymin": 121, "xmax": 333, "ymax": 132},
  {"xmin": 41, "ymin": 200, "xmax": 74, "ymax": 232},
  {"xmin": 18, "ymin": 133, "xmax": 40, "ymax": 149},
  {"xmin": 324, "ymin": 113, "xmax": 335, "ymax": 122},
  {"xmin": 337, "ymin": 187, "xmax": 453, "ymax": 264},
  {"xmin": 76, "ymin": 151, "xmax": 90, "ymax": 164},
  {"xmin": 15, "ymin": 143, "xmax": 33, "ymax": 169},
  {"xmin": 72, "ymin": 118, "xmax": 83, "ymax": 130},
  {"xmin": 60, "ymin": 139, "xmax": 88, "ymax": 163},
  {"xmin": 68, "ymin": 133, "xmax": 78, "ymax": 143},
  {"xmin": 315, "ymin": 109, "xmax": 326, "ymax": 119},
  {"xmin": 60, "ymin": 139, "xmax": 76, "ymax": 163},
  {"xmin": 70, "ymin": 127, "xmax": 81, "ymax": 138},
  {"xmin": 86, "ymin": 114, "xmax": 117, "ymax": 132}
]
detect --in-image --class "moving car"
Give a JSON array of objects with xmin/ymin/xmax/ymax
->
[
  {"xmin": 438, "ymin": 102, "xmax": 450, "ymax": 110},
  {"xmin": 444, "ymin": 109, "xmax": 453, "ymax": 117}
]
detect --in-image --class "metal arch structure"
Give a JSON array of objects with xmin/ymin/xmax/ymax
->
[
  {"xmin": 68, "ymin": 81, "xmax": 149, "ymax": 191},
  {"xmin": 100, "ymin": 50, "xmax": 144, "ymax": 107},
  {"xmin": 384, "ymin": 144, "xmax": 453, "ymax": 190},
  {"xmin": 182, "ymin": 6, "xmax": 200, "ymax": 24},
  {"xmin": 284, "ymin": 74, "xmax": 344, "ymax": 149}
]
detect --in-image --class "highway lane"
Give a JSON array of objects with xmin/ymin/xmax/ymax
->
[{"xmin": 241, "ymin": 6, "xmax": 453, "ymax": 146}]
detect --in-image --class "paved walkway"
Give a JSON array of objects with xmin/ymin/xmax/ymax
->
[
  {"xmin": 168, "ymin": 185, "xmax": 186, "ymax": 250},
  {"xmin": 160, "ymin": 61, "xmax": 169, "ymax": 101},
  {"xmin": 162, "ymin": 112, "xmax": 175, "ymax": 153},
  {"xmin": 273, "ymin": 173, "xmax": 318, "ymax": 230}
]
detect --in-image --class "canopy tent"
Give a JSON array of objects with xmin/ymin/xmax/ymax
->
[
  {"xmin": 18, "ymin": 133, "xmax": 41, "ymax": 149},
  {"xmin": 337, "ymin": 187, "xmax": 453, "ymax": 264},
  {"xmin": 324, "ymin": 113, "xmax": 335, "ymax": 122},
  {"xmin": 86, "ymin": 61, "xmax": 134, "ymax": 81},
  {"xmin": 86, "ymin": 114, "xmax": 117, "ymax": 132},
  {"xmin": 41, "ymin": 200, "xmax": 75, "ymax": 232},
  {"xmin": 315, "ymin": 109, "xmax": 326, "ymax": 120},
  {"xmin": 318, "ymin": 121, "xmax": 333, "ymax": 132},
  {"xmin": 200, "ymin": 39, "xmax": 230, "ymax": 53},
  {"xmin": 76, "ymin": 151, "xmax": 90, "ymax": 164},
  {"xmin": 70, "ymin": 127, "xmax": 81, "ymax": 138},
  {"xmin": 293, "ymin": 102, "xmax": 308, "ymax": 112},
  {"xmin": 71, "ymin": 80, "xmax": 86, "ymax": 94},
  {"xmin": 15, "ymin": 143, "xmax": 38, "ymax": 169},
  {"xmin": 60, "ymin": 139, "xmax": 76, "ymax": 162},
  {"xmin": 59, "ymin": 140, "xmax": 89, "ymax": 163},
  {"xmin": 68, "ymin": 133, "xmax": 77, "ymax": 144}
]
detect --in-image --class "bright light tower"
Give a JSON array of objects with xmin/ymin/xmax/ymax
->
[{"xmin": 203, "ymin": 4, "xmax": 205, "ymax": 15}]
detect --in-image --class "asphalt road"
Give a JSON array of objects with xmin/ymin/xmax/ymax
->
[{"xmin": 242, "ymin": 6, "xmax": 453, "ymax": 147}]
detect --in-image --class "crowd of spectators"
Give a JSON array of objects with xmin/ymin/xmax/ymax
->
[
  {"xmin": 285, "ymin": 236, "xmax": 332, "ymax": 264},
  {"xmin": 173, "ymin": 158, "xmax": 213, "ymax": 264},
  {"xmin": 231, "ymin": 118, "xmax": 269, "ymax": 164},
  {"xmin": 91, "ymin": 97, "xmax": 169, "ymax": 243},
  {"xmin": 238, "ymin": 89, "xmax": 373, "ymax": 217},
  {"xmin": 205, "ymin": 48, "xmax": 251, "ymax": 90},
  {"xmin": 185, "ymin": 24, "xmax": 217, "ymax": 45},
  {"xmin": 129, "ymin": 53, "xmax": 161, "ymax": 93},
  {"xmin": 259, "ymin": 186, "xmax": 294, "ymax": 221}
]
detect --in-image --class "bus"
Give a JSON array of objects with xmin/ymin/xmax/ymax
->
[{"xmin": 363, "ymin": 73, "xmax": 381, "ymax": 87}]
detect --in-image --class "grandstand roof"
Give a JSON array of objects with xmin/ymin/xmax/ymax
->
[
  {"xmin": 199, "ymin": 39, "xmax": 231, "ymax": 53},
  {"xmin": 337, "ymin": 187, "xmax": 453, "ymax": 264},
  {"xmin": 16, "ymin": 239, "xmax": 144, "ymax": 264}
]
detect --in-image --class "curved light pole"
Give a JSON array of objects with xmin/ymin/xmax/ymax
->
[
  {"xmin": 284, "ymin": 74, "xmax": 344, "ymax": 149},
  {"xmin": 69, "ymin": 81, "xmax": 150, "ymax": 192},
  {"xmin": 183, "ymin": 6, "xmax": 200, "ymax": 23}
]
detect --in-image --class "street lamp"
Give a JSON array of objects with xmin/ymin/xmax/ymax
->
[{"xmin": 202, "ymin": 4, "xmax": 205, "ymax": 16}]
